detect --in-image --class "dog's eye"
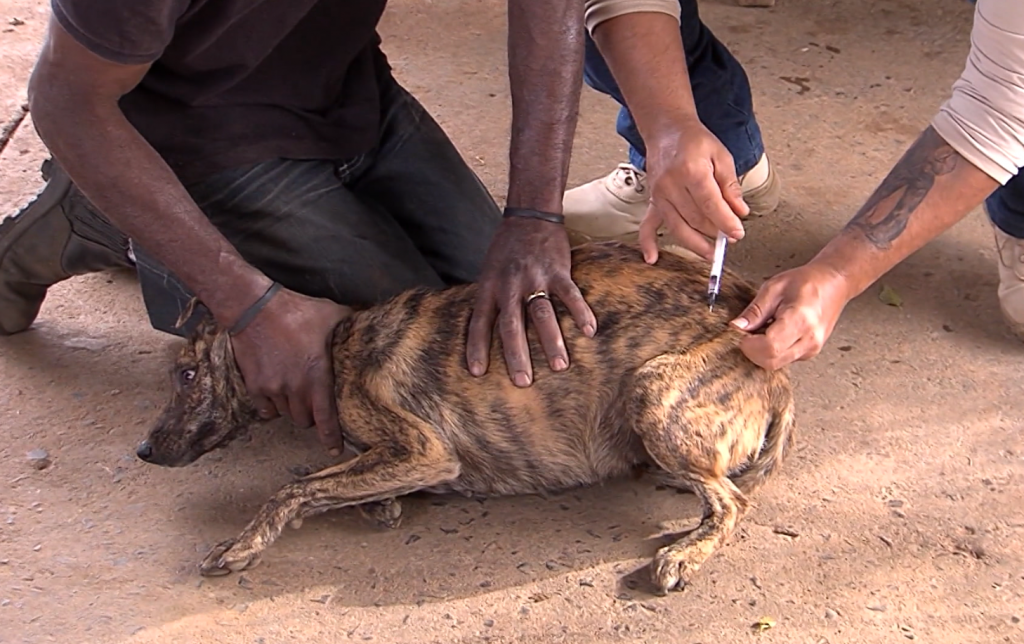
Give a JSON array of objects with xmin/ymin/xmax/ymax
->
[{"xmin": 180, "ymin": 368, "xmax": 197, "ymax": 384}]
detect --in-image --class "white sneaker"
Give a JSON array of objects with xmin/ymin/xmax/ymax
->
[
  {"xmin": 739, "ymin": 153, "xmax": 781, "ymax": 218},
  {"xmin": 563, "ymin": 163, "xmax": 649, "ymax": 247},
  {"xmin": 992, "ymin": 219, "xmax": 1024, "ymax": 342},
  {"xmin": 562, "ymin": 154, "xmax": 781, "ymax": 249}
]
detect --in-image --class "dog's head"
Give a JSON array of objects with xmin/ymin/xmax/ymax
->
[{"xmin": 136, "ymin": 303, "xmax": 260, "ymax": 467}]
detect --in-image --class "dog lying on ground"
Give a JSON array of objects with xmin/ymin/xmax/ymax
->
[{"xmin": 136, "ymin": 240, "xmax": 796, "ymax": 595}]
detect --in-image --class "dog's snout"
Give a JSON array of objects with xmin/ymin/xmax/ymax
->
[{"xmin": 136, "ymin": 441, "xmax": 154, "ymax": 462}]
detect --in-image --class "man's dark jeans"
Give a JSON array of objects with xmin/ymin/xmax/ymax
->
[
  {"xmin": 581, "ymin": 0, "xmax": 765, "ymax": 177},
  {"xmin": 987, "ymin": 169, "xmax": 1024, "ymax": 239},
  {"xmin": 132, "ymin": 76, "xmax": 503, "ymax": 336}
]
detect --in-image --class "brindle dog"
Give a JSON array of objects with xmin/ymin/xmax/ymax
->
[{"xmin": 137, "ymin": 241, "xmax": 796, "ymax": 595}]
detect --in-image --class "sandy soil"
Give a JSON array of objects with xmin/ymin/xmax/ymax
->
[{"xmin": 1, "ymin": 0, "xmax": 1022, "ymax": 642}]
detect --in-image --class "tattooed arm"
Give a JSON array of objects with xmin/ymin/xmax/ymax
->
[
  {"xmin": 732, "ymin": 125, "xmax": 999, "ymax": 370},
  {"xmin": 728, "ymin": 0, "xmax": 1023, "ymax": 371},
  {"xmin": 822, "ymin": 126, "xmax": 998, "ymax": 286}
]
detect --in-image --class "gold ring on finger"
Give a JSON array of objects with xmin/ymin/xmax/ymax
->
[{"xmin": 525, "ymin": 290, "xmax": 549, "ymax": 305}]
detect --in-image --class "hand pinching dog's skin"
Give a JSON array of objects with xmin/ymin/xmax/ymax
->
[{"xmin": 137, "ymin": 241, "xmax": 796, "ymax": 595}]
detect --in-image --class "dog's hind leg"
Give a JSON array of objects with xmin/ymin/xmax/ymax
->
[
  {"xmin": 199, "ymin": 430, "xmax": 460, "ymax": 577},
  {"xmin": 628, "ymin": 347, "xmax": 768, "ymax": 595},
  {"xmin": 648, "ymin": 472, "xmax": 748, "ymax": 594}
]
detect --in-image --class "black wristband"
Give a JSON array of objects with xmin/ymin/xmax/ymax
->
[
  {"xmin": 229, "ymin": 281, "xmax": 283, "ymax": 336},
  {"xmin": 502, "ymin": 206, "xmax": 566, "ymax": 225}
]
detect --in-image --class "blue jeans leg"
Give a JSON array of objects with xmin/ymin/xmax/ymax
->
[
  {"xmin": 582, "ymin": 0, "xmax": 765, "ymax": 176},
  {"xmin": 986, "ymin": 170, "xmax": 1024, "ymax": 239}
]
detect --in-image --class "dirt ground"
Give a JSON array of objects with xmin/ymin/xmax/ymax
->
[{"xmin": 1, "ymin": 0, "xmax": 1022, "ymax": 643}]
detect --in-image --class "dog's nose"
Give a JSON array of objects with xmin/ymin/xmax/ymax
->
[{"xmin": 136, "ymin": 441, "xmax": 154, "ymax": 461}]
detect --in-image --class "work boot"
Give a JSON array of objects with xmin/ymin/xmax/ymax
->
[
  {"xmin": 992, "ymin": 219, "xmax": 1024, "ymax": 342},
  {"xmin": 0, "ymin": 158, "xmax": 132, "ymax": 335},
  {"xmin": 562, "ymin": 153, "xmax": 781, "ymax": 249}
]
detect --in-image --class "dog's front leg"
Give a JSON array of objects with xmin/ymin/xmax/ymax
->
[{"xmin": 199, "ymin": 443, "xmax": 460, "ymax": 576}]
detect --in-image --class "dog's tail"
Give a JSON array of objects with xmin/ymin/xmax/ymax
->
[{"xmin": 730, "ymin": 372, "xmax": 796, "ymax": 495}]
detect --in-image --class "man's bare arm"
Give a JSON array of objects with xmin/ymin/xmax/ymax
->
[
  {"xmin": 29, "ymin": 14, "xmax": 271, "ymax": 325},
  {"xmin": 466, "ymin": 0, "xmax": 595, "ymax": 387},
  {"xmin": 28, "ymin": 15, "xmax": 348, "ymax": 450},
  {"xmin": 504, "ymin": 0, "xmax": 585, "ymax": 212},
  {"xmin": 589, "ymin": 10, "xmax": 696, "ymax": 149},
  {"xmin": 587, "ymin": 9, "xmax": 748, "ymax": 258}
]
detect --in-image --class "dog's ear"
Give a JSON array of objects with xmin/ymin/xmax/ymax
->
[{"xmin": 174, "ymin": 296, "xmax": 202, "ymax": 330}]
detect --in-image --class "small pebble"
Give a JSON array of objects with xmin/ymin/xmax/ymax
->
[
  {"xmin": 825, "ymin": 608, "xmax": 838, "ymax": 619},
  {"xmin": 866, "ymin": 603, "xmax": 887, "ymax": 612},
  {"xmin": 578, "ymin": 578, "xmax": 594, "ymax": 587},
  {"xmin": 26, "ymin": 449, "xmax": 51, "ymax": 470},
  {"xmin": 479, "ymin": 580, "xmax": 492, "ymax": 588},
  {"xmin": 9, "ymin": 17, "xmax": 25, "ymax": 25},
  {"xmin": 483, "ymin": 619, "xmax": 494, "ymax": 628},
  {"xmin": 32, "ymin": 544, "xmax": 41, "ymax": 552}
]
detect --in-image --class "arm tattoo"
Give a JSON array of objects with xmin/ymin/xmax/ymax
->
[{"xmin": 844, "ymin": 126, "xmax": 960, "ymax": 250}]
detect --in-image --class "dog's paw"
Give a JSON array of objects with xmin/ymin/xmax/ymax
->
[
  {"xmin": 358, "ymin": 499, "xmax": 404, "ymax": 530},
  {"xmin": 650, "ymin": 544, "xmax": 703, "ymax": 595},
  {"xmin": 199, "ymin": 538, "xmax": 264, "ymax": 577}
]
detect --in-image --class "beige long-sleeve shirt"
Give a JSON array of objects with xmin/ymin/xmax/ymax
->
[
  {"xmin": 932, "ymin": 0, "xmax": 1024, "ymax": 184},
  {"xmin": 586, "ymin": 0, "xmax": 1024, "ymax": 184}
]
